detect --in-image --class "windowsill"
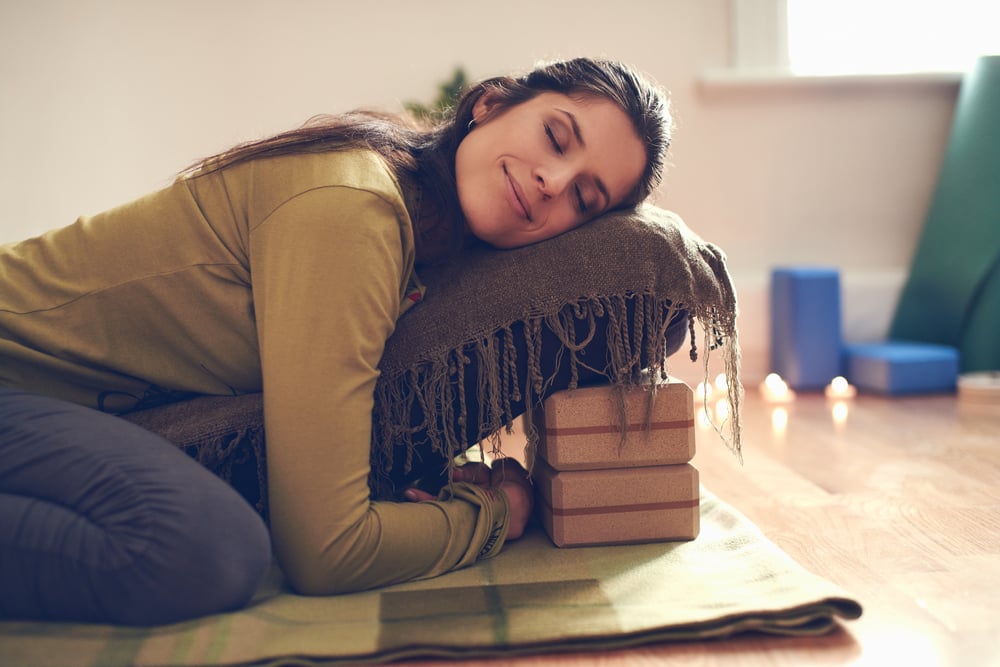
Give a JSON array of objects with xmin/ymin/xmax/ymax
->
[{"xmin": 699, "ymin": 68, "xmax": 963, "ymax": 92}]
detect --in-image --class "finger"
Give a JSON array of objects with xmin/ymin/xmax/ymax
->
[
  {"xmin": 490, "ymin": 458, "xmax": 529, "ymax": 485},
  {"xmin": 403, "ymin": 488, "xmax": 436, "ymax": 502},
  {"xmin": 452, "ymin": 462, "xmax": 490, "ymax": 485}
]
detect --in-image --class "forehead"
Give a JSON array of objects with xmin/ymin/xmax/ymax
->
[{"xmin": 531, "ymin": 92, "xmax": 646, "ymax": 203}]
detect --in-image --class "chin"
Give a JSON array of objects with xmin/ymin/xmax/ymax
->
[
  {"xmin": 487, "ymin": 232, "xmax": 533, "ymax": 250},
  {"xmin": 465, "ymin": 216, "xmax": 506, "ymax": 247},
  {"xmin": 476, "ymin": 233, "xmax": 512, "ymax": 249}
]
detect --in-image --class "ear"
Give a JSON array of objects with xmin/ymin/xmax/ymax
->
[{"xmin": 471, "ymin": 90, "xmax": 499, "ymax": 125}]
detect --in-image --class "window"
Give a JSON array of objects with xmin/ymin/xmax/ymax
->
[
  {"xmin": 786, "ymin": 0, "xmax": 1000, "ymax": 75},
  {"xmin": 730, "ymin": 0, "xmax": 999, "ymax": 77}
]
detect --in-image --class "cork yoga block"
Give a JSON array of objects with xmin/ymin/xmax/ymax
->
[
  {"xmin": 532, "ymin": 379, "xmax": 695, "ymax": 470},
  {"xmin": 535, "ymin": 460, "xmax": 700, "ymax": 547}
]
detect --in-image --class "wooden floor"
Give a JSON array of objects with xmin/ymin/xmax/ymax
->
[{"xmin": 404, "ymin": 389, "xmax": 1000, "ymax": 667}]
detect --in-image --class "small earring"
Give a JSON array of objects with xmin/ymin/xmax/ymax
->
[{"xmin": 467, "ymin": 118, "xmax": 476, "ymax": 131}]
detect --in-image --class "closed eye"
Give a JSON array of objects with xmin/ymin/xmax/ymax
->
[{"xmin": 544, "ymin": 124, "xmax": 564, "ymax": 155}]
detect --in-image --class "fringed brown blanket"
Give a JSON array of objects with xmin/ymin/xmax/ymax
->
[
  {"xmin": 371, "ymin": 204, "xmax": 741, "ymax": 495},
  {"xmin": 124, "ymin": 205, "xmax": 742, "ymax": 507}
]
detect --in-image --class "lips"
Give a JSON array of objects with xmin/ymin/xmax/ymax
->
[{"xmin": 503, "ymin": 164, "xmax": 532, "ymax": 222}]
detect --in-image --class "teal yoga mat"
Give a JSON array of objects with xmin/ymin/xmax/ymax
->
[{"xmin": 890, "ymin": 55, "xmax": 1000, "ymax": 372}]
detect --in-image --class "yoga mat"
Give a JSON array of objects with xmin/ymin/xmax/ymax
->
[
  {"xmin": 0, "ymin": 488, "xmax": 862, "ymax": 667},
  {"xmin": 890, "ymin": 55, "xmax": 1000, "ymax": 372}
]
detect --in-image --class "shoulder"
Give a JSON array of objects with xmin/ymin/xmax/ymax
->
[
  {"xmin": 187, "ymin": 148, "xmax": 410, "ymax": 232},
  {"xmin": 251, "ymin": 149, "xmax": 404, "ymax": 207},
  {"xmin": 239, "ymin": 151, "xmax": 416, "ymax": 262}
]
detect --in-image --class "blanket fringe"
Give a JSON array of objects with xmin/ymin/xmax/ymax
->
[
  {"xmin": 370, "ymin": 289, "xmax": 741, "ymax": 498},
  {"xmin": 186, "ymin": 427, "xmax": 269, "ymax": 518}
]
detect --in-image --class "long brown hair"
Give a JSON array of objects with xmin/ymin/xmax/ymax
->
[{"xmin": 184, "ymin": 58, "xmax": 672, "ymax": 263}]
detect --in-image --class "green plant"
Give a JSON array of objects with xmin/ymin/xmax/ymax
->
[{"xmin": 404, "ymin": 66, "xmax": 468, "ymax": 124}]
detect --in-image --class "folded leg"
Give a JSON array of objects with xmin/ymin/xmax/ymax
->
[{"xmin": 0, "ymin": 388, "xmax": 272, "ymax": 625}]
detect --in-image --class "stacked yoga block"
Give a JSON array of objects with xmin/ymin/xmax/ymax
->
[
  {"xmin": 770, "ymin": 267, "xmax": 959, "ymax": 394},
  {"xmin": 531, "ymin": 378, "xmax": 700, "ymax": 547}
]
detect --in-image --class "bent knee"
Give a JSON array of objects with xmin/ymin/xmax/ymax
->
[{"xmin": 106, "ymin": 481, "xmax": 272, "ymax": 625}]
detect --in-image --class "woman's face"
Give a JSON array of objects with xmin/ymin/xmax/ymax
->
[{"xmin": 455, "ymin": 91, "xmax": 646, "ymax": 249}]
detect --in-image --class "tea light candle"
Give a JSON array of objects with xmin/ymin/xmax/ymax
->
[
  {"xmin": 825, "ymin": 376, "xmax": 857, "ymax": 399},
  {"xmin": 695, "ymin": 381, "xmax": 715, "ymax": 400},
  {"xmin": 715, "ymin": 399, "xmax": 731, "ymax": 423},
  {"xmin": 831, "ymin": 400, "xmax": 850, "ymax": 426},
  {"xmin": 760, "ymin": 372, "xmax": 795, "ymax": 403},
  {"xmin": 771, "ymin": 406, "xmax": 789, "ymax": 433}
]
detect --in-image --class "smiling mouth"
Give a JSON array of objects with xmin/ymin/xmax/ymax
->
[{"xmin": 503, "ymin": 164, "xmax": 532, "ymax": 222}]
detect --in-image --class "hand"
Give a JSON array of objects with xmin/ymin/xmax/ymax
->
[
  {"xmin": 403, "ymin": 459, "xmax": 534, "ymax": 540},
  {"xmin": 402, "ymin": 462, "xmax": 490, "ymax": 503},
  {"xmin": 487, "ymin": 458, "xmax": 534, "ymax": 540}
]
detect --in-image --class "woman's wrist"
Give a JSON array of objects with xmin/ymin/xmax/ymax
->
[
  {"xmin": 492, "ymin": 459, "xmax": 533, "ymax": 540},
  {"xmin": 404, "ymin": 457, "xmax": 534, "ymax": 540}
]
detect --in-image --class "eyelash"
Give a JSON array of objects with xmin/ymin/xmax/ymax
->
[
  {"xmin": 544, "ymin": 123, "xmax": 563, "ymax": 154},
  {"xmin": 544, "ymin": 123, "xmax": 588, "ymax": 213}
]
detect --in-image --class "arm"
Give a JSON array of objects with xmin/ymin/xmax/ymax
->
[{"xmin": 249, "ymin": 186, "xmax": 509, "ymax": 595}]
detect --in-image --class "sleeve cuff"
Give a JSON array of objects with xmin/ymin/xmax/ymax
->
[{"xmin": 438, "ymin": 481, "xmax": 510, "ymax": 563}]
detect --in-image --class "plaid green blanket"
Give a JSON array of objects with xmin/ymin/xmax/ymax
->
[{"xmin": 0, "ymin": 489, "xmax": 861, "ymax": 666}]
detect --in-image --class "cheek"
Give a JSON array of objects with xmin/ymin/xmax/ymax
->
[
  {"xmin": 455, "ymin": 169, "xmax": 498, "ymax": 240},
  {"xmin": 454, "ymin": 144, "xmax": 480, "ymax": 215},
  {"xmin": 457, "ymin": 169, "xmax": 488, "ymax": 214}
]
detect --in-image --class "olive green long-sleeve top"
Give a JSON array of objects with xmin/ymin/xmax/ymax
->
[{"xmin": 0, "ymin": 149, "xmax": 509, "ymax": 594}]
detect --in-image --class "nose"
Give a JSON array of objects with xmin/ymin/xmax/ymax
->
[{"xmin": 534, "ymin": 162, "xmax": 574, "ymax": 199}]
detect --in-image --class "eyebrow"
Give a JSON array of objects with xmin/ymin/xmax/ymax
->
[{"xmin": 556, "ymin": 108, "xmax": 611, "ymax": 211}]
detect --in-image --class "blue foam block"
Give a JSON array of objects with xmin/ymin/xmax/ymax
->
[
  {"xmin": 770, "ymin": 268, "xmax": 843, "ymax": 389},
  {"xmin": 844, "ymin": 342, "xmax": 959, "ymax": 395}
]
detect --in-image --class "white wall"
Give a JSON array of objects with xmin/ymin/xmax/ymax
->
[{"xmin": 0, "ymin": 0, "xmax": 959, "ymax": 386}]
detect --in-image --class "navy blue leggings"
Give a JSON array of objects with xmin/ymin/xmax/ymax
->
[{"xmin": 0, "ymin": 388, "xmax": 272, "ymax": 626}]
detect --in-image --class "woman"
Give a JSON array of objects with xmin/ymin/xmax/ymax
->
[{"xmin": 0, "ymin": 57, "xmax": 673, "ymax": 625}]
